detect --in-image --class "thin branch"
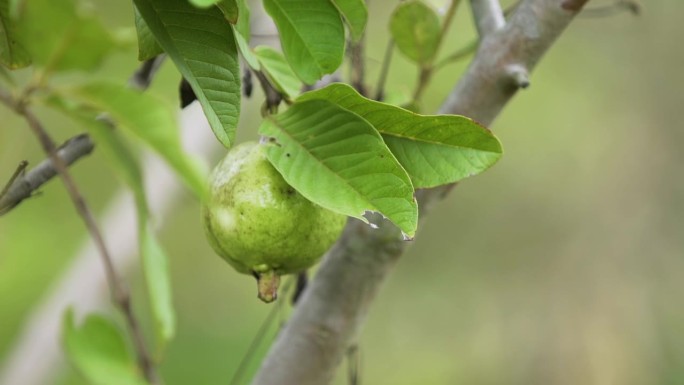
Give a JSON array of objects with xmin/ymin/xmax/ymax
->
[
  {"xmin": 411, "ymin": 0, "xmax": 463, "ymax": 104},
  {"xmin": 580, "ymin": 0, "xmax": 640, "ymax": 17},
  {"xmin": 433, "ymin": 39, "xmax": 479, "ymax": 70},
  {"xmin": 347, "ymin": 37, "xmax": 367, "ymax": 97},
  {"xmin": 0, "ymin": 59, "xmax": 164, "ymax": 217},
  {"xmin": 0, "ymin": 88, "xmax": 160, "ymax": 385},
  {"xmin": 251, "ymin": 1, "xmax": 591, "ymax": 384},
  {"xmin": 470, "ymin": 0, "xmax": 506, "ymax": 36},
  {"xmin": 129, "ymin": 55, "xmax": 166, "ymax": 90},
  {"xmin": 373, "ymin": 39, "xmax": 394, "ymax": 101},
  {"xmin": 254, "ymin": 70, "xmax": 284, "ymax": 114},
  {"xmin": 0, "ymin": 161, "xmax": 28, "ymax": 200},
  {"xmin": 0, "ymin": 135, "xmax": 94, "ymax": 216}
]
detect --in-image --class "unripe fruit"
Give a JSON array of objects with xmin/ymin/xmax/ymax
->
[{"xmin": 202, "ymin": 141, "xmax": 347, "ymax": 303}]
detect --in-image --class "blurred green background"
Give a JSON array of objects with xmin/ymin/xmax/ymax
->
[{"xmin": 1, "ymin": 0, "xmax": 683, "ymax": 384}]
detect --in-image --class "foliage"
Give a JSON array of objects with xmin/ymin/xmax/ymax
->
[{"xmin": 0, "ymin": 0, "xmax": 501, "ymax": 383}]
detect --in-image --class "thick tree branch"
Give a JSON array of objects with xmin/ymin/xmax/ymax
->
[
  {"xmin": 470, "ymin": 0, "xmax": 506, "ymax": 36},
  {"xmin": 0, "ymin": 134, "xmax": 94, "ymax": 215},
  {"xmin": 251, "ymin": 1, "xmax": 590, "ymax": 384}
]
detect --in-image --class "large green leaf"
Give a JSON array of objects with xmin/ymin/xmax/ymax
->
[
  {"xmin": 16, "ymin": 0, "xmax": 115, "ymax": 72},
  {"xmin": 134, "ymin": 0, "xmax": 240, "ymax": 148},
  {"xmin": 259, "ymin": 99, "xmax": 418, "ymax": 238},
  {"xmin": 62, "ymin": 81, "xmax": 207, "ymax": 199},
  {"xmin": 389, "ymin": 0, "xmax": 441, "ymax": 66},
  {"xmin": 50, "ymin": 97, "xmax": 176, "ymax": 351},
  {"xmin": 62, "ymin": 310, "xmax": 147, "ymax": 385},
  {"xmin": 134, "ymin": 6, "xmax": 163, "ymax": 61},
  {"xmin": 0, "ymin": 0, "xmax": 30, "ymax": 69},
  {"xmin": 330, "ymin": 0, "xmax": 368, "ymax": 42},
  {"xmin": 263, "ymin": 0, "xmax": 345, "ymax": 85},
  {"xmin": 299, "ymin": 84, "xmax": 503, "ymax": 188},
  {"xmin": 254, "ymin": 46, "xmax": 301, "ymax": 98}
]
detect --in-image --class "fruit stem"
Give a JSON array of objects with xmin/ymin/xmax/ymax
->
[{"xmin": 256, "ymin": 270, "xmax": 280, "ymax": 303}]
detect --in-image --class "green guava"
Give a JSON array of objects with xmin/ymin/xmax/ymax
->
[{"xmin": 201, "ymin": 141, "xmax": 347, "ymax": 303}]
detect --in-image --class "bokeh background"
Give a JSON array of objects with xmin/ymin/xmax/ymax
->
[{"xmin": 1, "ymin": 0, "xmax": 683, "ymax": 384}]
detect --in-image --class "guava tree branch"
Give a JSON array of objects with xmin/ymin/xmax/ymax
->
[
  {"xmin": 0, "ymin": 57, "xmax": 162, "ymax": 217},
  {"xmin": 251, "ymin": 1, "xmax": 590, "ymax": 384},
  {"xmin": 0, "ymin": 134, "xmax": 94, "ymax": 215}
]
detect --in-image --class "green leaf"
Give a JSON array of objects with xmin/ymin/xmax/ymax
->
[
  {"xmin": 188, "ymin": 0, "xmax": 221, "ymax": 7},
  {"xmin": 62, "ymin": 310, "xmax": 147, "ymax": 385},
  {"xmin": 259, "ymin": 99, "xmax": 418, "ymax": 238},
  {"xmin": 0, "ymin": 0, "xmax": 31, "ymax": 69},
  {"xmin": 254, "ymin": 46, "xmax": 301, "ymax": 98},
  {"xmin": 216, "ymin": 0, "xmax": 238, "ymax": 23},
  {"xmin": 62, "ymin": 81, "xmax": 207, "ymax": 199},
  {"xmin": 134, "ymin": 6, "xmax": 163, "ymax": 61},
  {"xmin": 141, "ymin": 225, "xmax": 175, "ymax": 349},
  {"xmin": 218, "ymin": 0, "xmax": 249, "ymax": 38},
  {"xmin": 49, "ymin": 98, "xmax": 176, "ymax": 351},
  {"xmin": 330, "ymin": 0, "xmax": 368, "ymax": 42},
  {"xmin": 389, "ymin": 0, "xmax": 441, "ymax": 66},
  {"xmin": 134, "ymin": 0, "xmax": 241, "ymax": 148},
  {"xmin": 16, "ymin": 0, "xmax": 115, "ymax": 72},
  {"xmin": 299, "ymin": 84, "xmax": 503, "ymax": 188},
  {"xmin": 234, "ymin": 0, "xmax": 250, "ymax": 39},
  {"xmin": 233, "ymin": 27, "xmax": 260, "ymax": 71},
  {"xmin": 263, "ymin": 0, "xmax": 345, "ymax": 85}
]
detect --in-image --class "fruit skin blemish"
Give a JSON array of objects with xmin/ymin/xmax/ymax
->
[{"xmin": 201, "ymin": 141, "xmax": 346, "ymax": 303}]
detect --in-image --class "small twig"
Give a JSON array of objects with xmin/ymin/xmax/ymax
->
[
  {"xmin": 373, "ymin": 39, "xmax": 394, "ymax": 101},
  {"xmin": 470, "ymin": 0, "xmax": 506, "ymax": 36},
  {"xmin": 433, "ymin": 39, "xmax": 479, "ymax": 70},
  {"xmin": 129, "ymin": 55, "xmax": 166, "ymax": 90},
  {"xmin": 243, "ymin": 68, "xmax": 254, "ymax": 97},
  {"xmin": 1, "ymin": 58, "xmax": 165, "ymax": 216},
  {"xmin": 0, "ymin": 161, "xmax": 28, "ymax": 199},
  {"xmin": 291, "ymin": 271, "xmax": 308, "ymax": 305},
  {"xmin": 346, "ymin": 344, "xmax": 361, "ymax": 385},
  {"xmin": 254, "ymin": 70, "xmax": 283, "ymax": 114},
  {"xmin": 411, "ymin": 0, "xmax": 463, "ymax": 104},
  {"xmin": 580, "ymin": 0, "xmax": 640, "ymax": 17},
  {"xmin": 437, "ymin": 0, "xmax": 462, "ymax": 48},
  {"xmin": 0, "ymin": 136, "xmax": 94, "ymax": 216},
  {"xmin": 0, "ymin": 88, "xmax": 160, "ymax": 384},
  {"xmin": 179, "ymin": 78, "xmax": 198, "ymax": 108},
  {"xmin": 348, "ymin": 37, "xmax": 367, "ymax": 96}
]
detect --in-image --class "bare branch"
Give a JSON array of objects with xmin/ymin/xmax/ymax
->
[
  {"xmin": 0, "ymin": 135, "xmax": 94, "ymax": 216},
  {"xmin": 347, "ymin": 38, "xmax": 367, "ymax": 97},
  {"xmin": 1, "ymin": 58, "xmax": 164, "ymax": 216},
  {"xmin": 0, "ymin": 88, "xmax": 160, "ymax": 384},
  {"xmin": 252, "ymin": 1, "xmax": 591, "ymax": 384},
  {"xmin": 580, "ymin": 0, "xmax": 640, "ymax": 17},
  {"xmin": 373, "ymin": 39, "xmax": 394, "ymax": 101},
  {"xmin": 470, "ymin": 0, "xmax": 506, "ymax": 36}
]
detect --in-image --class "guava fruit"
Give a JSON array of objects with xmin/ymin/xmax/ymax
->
[{"xmin": 201, "ymin": 141, "xmax": 347, "ymax": 303}]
